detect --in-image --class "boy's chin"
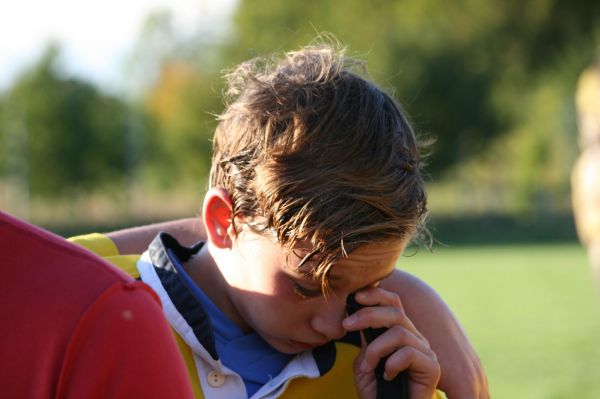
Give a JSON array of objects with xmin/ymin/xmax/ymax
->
[{"xmin": 262, "ymin": 337, "xmax": 300, "ymax": 354}]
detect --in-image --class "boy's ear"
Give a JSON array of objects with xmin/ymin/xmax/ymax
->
[{"xmin": 202, "ymin": 188, "xmax": 234, "ymax": 249}]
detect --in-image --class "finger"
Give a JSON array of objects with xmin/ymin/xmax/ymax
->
[
  {"xmin": 347, "ymin": 288, "xmax": 422, "ymax": 335},
  {"xmin": 343, "ymin": 302, "xmax": 422, "ymax": 338},
  {"xmin": 384, "ymin": 344, "xmax": 438, "ymax": 381},
  {"xmin": 384, "ymin": 346, "xmax": 440, "ymax": 399},
  {"xmin": 360, "ymin": 326, "xmax": 431, "ymax": 373},
  {"xmin": 352, "ymin": 286, "xmax": 405, "ymax": 309},
  {"xmin": 353, "ymin": 330, "xmax": 378, "ymax": 397},
  {"xmin": 344, "ymin": 304, "xmax": 404, "ymax": 330},
  {"xmin": 353, "ymin": 330, "xmax": 368, "ymax": 370}
]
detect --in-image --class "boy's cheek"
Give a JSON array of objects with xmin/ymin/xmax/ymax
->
[{"xmin": 270, "ymin": 274, "xmax": 297, "ymax": 298}]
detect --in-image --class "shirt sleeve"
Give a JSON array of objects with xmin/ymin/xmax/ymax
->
[
  {"xmin": 68, "ymin": 233, "xmax": 120, "ymax": 257},
  {"xmin": 55, "ymin": 280, "xmax": 194, "ymax": 399}
]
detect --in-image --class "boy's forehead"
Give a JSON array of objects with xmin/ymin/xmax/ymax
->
[{"xmin": 289, "ymin": 240, "xmax": 406, "ymax": 282}]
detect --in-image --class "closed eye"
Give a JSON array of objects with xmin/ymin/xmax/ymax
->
[{"xmin": 292, "ymin": 280, "xmax": 322, "ymax": 299}]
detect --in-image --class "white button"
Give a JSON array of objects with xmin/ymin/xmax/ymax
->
[{"xmin": 207, "ymin": 370, "xmax": 226, "ymax": 387}]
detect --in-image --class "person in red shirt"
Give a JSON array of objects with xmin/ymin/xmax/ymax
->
[{"xmin": 0, "ymin": 211, "xmax": 194, "ymax": 399}]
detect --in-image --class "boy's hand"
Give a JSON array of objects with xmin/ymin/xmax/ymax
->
[
  {"xmin": 381, "ymin": 271, "xmax": 490, "ymax": 399},
  {"xmin": 343, "ymin": 288, "xmax": 441, "ymax": 399}
]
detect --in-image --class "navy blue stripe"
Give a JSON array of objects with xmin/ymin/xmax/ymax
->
[
  {"xmin": 338, "ymin": 331, "xmax": 361, "ymax": 347},
  {"xmin": 148, "ymin": 232, "xmax": 219, "ymax": 361},
  {"xmin": 312, "ymin": 341, "xmax": 337, "ymax": 376}
]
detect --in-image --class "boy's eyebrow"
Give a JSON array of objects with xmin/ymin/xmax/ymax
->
[
  {"xmin": 292, "ymin": 250, "xmax": 398, "ymax": 284},
  {"xmin": 281, "ymin": 265, "xmax": 317, "ymax": 282},
  {"xmin": 374, "ymin": 269, "xmax": 396, "ymax": 283},
  {"xmin": 329, "ymin": 268, "xmax": 396, "ymax": 285},
  {"xmin": 293, "ymin": 248, "xmax": 319, "ymax": 272}
]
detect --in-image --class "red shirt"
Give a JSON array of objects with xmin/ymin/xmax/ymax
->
[{"xmin": 0, "ymin": 211, "xmax": 194, "ymax": 399}]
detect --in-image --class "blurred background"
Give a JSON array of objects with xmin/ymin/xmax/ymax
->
[{"xmin": 2, "ymin": 0, "xmax": 600, "ymax": 397}]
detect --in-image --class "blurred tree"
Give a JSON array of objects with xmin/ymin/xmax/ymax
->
[
  {"xmin": 143, "ymin": 60, "xmax": 216, "ymax": 187},
  {"xmin": 124, "ymin": 10, "xmax": 183, "ymax": 98},
  {"xmin": 222, "ymin": 0, "xmax": 508, "ymax": 173},
  {"xmin": 1, "ymin": 44, "xmax": 130, "ymax": 198},
  {"xmin": 126, "ymin": 10, "xmax": 223, "ymax": 190},
  {"xmin": 216, "ymin": 0, "xmax": 600, "ymax": 213},
  {"xmin": 72, "ymin": 0, "xmax": 596, "ymax": 216}
]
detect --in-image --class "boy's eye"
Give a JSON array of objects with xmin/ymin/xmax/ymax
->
[{"xmin": 292, "ymin": 281, "xmax": 322, "ymax": 299}]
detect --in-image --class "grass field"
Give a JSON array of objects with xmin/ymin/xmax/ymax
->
[{"xmin": 401, "ymin": 243, "xmax": 600, "ymax": 399}]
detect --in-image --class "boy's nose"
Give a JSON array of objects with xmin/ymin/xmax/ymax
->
[{"xmin": 310, "ymin": 298, "xmax": 347, "ymax": 341}]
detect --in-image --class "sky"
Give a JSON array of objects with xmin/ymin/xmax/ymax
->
[{"xmin": 0, "ymin": 0, "xmax": 237, "ymax": 92}]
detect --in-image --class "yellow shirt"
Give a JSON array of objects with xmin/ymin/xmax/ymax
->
[{"xmin": 69, "ymin": 233, "xmax": 443, "ymax": 399}]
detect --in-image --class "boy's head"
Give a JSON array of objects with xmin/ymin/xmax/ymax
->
[{"xmin": 209, "ymin": 44, "xmax": 428, "ymax": 289}]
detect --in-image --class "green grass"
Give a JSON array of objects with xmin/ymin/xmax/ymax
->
[{"xmin": 400, "ymin": 243, "xmax": 600, "ymax": 399}]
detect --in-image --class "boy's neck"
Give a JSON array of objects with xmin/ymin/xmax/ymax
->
[{"xmin": 185, "ymin": 245, "xmax": 252, "ymax": 333}]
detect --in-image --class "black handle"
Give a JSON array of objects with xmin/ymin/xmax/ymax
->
[{"xmin": 346, "ymin": 293, "xmax": 410, "ymax": 399}]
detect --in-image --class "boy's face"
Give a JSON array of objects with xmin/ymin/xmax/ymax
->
[{"xmin": 217, "ymin": 227, "xmax": 407, "ymax": 354}]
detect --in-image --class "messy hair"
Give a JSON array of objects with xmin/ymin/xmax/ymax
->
[{"xmin": 210, "ymin": 44, "xmax": 429, "ymax": 291}]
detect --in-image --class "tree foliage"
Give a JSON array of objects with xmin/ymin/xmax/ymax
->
[
  {"xmin": 216, "ymin": 0, "xmax": 600, "ymax": 212},
  {"xmin": 4, "ymin": 1, "xmax": 600, "ymax": 216},
  {"xmin": 126, "ymin": 10, "xmax": 221, "ymax": 189},
  {"xmin": 1, "ymin": 45, "xmax": 130, "ymax": 198}
]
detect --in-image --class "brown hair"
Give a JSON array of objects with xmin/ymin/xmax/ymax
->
[{"xmin": 210, "ymin": 44, "xmax": 429, "ymax": 290}]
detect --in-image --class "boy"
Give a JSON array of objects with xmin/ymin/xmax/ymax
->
[{"xmin": 72, "ymin": 45, "xmax": 488, "ymax": 398}]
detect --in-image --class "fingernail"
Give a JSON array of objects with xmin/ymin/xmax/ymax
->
[{"xmin": 383, "ymin": 372, "xmax": 391, "ymax": 381}]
